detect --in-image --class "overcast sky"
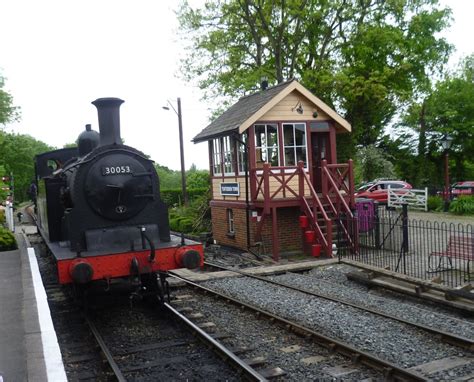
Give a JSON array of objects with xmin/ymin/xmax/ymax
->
[{"xmin": 1, "ymin": 0, "xmax": 473, "ymax": 171}]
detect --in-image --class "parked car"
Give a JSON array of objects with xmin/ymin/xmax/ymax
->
[
  {"xmin": 451, "ymin": 181, "xmax": 474, "ymax": 198},
  {"xmin": 355, "ymin": 180, "xmax": 412, "ymax": 203}
]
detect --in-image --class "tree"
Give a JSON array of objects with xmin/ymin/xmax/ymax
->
[
  {"xmin": 401, "ymin": 55, "xmax": 474, "ymax": 185},
  {"xmin": 186, "ymin": 163, "xmax": 210, "ymax": 189},
  {"xmin": 0, "ymin": 72, "xmax": 20, "ymax": 125},
  {"xmin": 354, "ymin": 144, "xmax": 396, "ymax": 184},
  {"xmin": 0, "ymin": 131, "xmax": 53, "ymax": 202},
  {"xmin": 178, "ymin": 0, "xmax": 452, "ymax": 156}
]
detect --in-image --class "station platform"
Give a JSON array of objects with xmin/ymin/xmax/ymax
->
[{"xmin": 0, "ymin": 225, "xmax": 66, "ymax": 381}]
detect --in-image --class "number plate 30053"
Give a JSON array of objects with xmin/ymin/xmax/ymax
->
[{"xmin": 102, "ymin": 165, "xmax": 132, "ymax": 175}]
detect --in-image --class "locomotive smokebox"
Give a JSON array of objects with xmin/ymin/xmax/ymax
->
[{"xmin": 92, "ymin": 97, "xmax": 124, "ymax": 146}]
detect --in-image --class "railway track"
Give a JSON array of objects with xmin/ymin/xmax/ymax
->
[
  {"xmin": 30, "ymin": 230, "xmax": 266, "ymax": 381},
  {"xmin": 81, "ymin": 300, "xmax": 270, "ymax": 381},
  {"xmin": 169, "ymin": 273, "xmax": 428, "ymax": 381},
  {"xmin": 204, "ymin": 261, "xmax": 474, "ymax": 351},
  {"xmin": 45, "ymin": 283, "xmax": 275, "ymax": 380}
]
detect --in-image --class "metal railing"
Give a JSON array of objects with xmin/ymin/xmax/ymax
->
[{"xmin": 337, "ymin": 205, "xmax": 474, "ymax": 288}]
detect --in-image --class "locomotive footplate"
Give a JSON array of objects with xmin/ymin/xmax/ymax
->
[{"xmin": 45, "ymin": 235, "xmax": 203, "ymax": 284}]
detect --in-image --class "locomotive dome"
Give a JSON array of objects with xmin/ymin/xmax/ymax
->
[{"xmin": 77, "ymin": 124, "xmax": 100, "ymax": 156}]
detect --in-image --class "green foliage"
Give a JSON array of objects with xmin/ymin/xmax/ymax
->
[
  {"xmin": 449, "ymin": 196, "xmax": 474, "ymax": 215},
  {"xmin": 0, "ymin": 208, "xmax": 5, "ymax": 223},
  {"xmin": 0, "ymin": 73, "xmax": 21, "ymax": 125},
  {"xmin": 161, "ymin": 187, "xmax": 208, "ymax": 207},
  {"xmin": 178, "ymin": 0, "xmax": 452, "ymax": 155},
  {"xmin": 0, "ymin": 226, "xmax": 17, "ymax": 251},
  {"xmin": 427, "ymin": 195, "xmax": 443, "ymax": 211},
  {"xmin": 354, "ymin": 145, "xmax": 396, "ymax": 183},
  {"xmin": 0, "ymin": 131, "xmax": 54, "ymax": 202},
  {"xmin": 156, "ymin": 163, "xmax": 210, "ymax": 190},
  {"xmin": 168, "ymin": 188, "xmax": 211, "ymax": 234},
  {"xmin": 400, "ymin": 54, "xmax": 474, "ymax": 187}
]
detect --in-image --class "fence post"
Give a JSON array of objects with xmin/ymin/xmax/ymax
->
[
  {"xmin": 402, "ymin": 203, "xmax": 409, "ymax": 274},
  {"xmin": 374, "ymin": 202, "xmax": 381, "ymax": 249}
]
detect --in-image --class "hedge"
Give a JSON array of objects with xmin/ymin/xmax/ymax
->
[{"xmin": 161, "ymin": 187, "xmax": 208, "ymax": 207}]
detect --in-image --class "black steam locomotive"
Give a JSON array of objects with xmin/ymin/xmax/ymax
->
[{"xmin": 34, "ymin": 98, "xmax": 203, "ymax": 294}]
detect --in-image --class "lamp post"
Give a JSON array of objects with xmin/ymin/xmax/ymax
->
[
  {"xmin": 162, "ymin": 97, "xmax": 188, "ymax": 207},
  {"xmin": 441, "ymin": 134, "xmax": 453, "ymax": 212}
]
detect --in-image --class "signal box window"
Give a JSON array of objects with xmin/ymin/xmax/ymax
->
[
  {"xmin": 283, "ymin": 123, "xmax": 307, "ymax": 167},
  {"xmin": 223, "ymin": 136, "xmax": 235, "ymax": 175},
  {"xmin": 237, "ymin": 133, "xmax": 247, "ymax": 175},
  {"xmin": 212, "ymin": 138, "xmax": 222, "ymax": 175},
  {"xmin": 255, "ymin": 124, "xmax": 279, "ymax": 168},
  {"xmin": 227, "ymin": 209, "xmax": 235, "ymax": 236}
]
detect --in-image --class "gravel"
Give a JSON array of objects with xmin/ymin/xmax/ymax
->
[
  {"xmin": 201, "ymin": 265, "xmax": 474, "ymax": 380},
  {"xmin": 176, "ymin": 287, "xmax": 383, "ymax": 381},
  {"xmin": 267, "ymin": 264, "xmax": 474, "ymax": 340}
]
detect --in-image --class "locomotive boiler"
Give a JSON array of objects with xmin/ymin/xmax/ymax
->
[{"xmin": 34, "ymin": 98, "xmax": 203, "ymax": 295}]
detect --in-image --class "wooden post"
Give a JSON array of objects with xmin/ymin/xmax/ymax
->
[
  {"xmin": 263, "ymin": 163, "xmax": 270, "ymax": 215},
  {"xmin": 272, "ymin": 207, "xmax": 280, "ymax": 261},
  {"xmin": 348, "ymin": 159, "xmax": 355, "ymax": 209},
  {"xmin": 297, "ymin": 161, "xmax": 305, "ymax": 200},
  {"xmin": 321, "ymin": 159, "xmax": 328, "ymax": 196}
]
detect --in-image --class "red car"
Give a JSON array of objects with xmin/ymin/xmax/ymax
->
[
  {"xmin": 451, "ymin": 181, "xmax": 474, "ymax": 198},
  {"xmin": 355, "ymin": 180, "xmax": 413, "ymax": 203}
]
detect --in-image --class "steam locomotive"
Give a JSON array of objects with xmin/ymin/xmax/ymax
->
[{"xmin": 34, "ymin": 98, "xmax": 203, "ymax": 297}]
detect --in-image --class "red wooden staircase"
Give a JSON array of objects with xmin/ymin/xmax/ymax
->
[{"xmin": 250, "ymin": 160, "xmax": 358, "ymax": 260}]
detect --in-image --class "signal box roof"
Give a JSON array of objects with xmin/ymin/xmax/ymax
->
[{"xmin": 193, "ymin": 79, "xmax": 351, "ymax": 143}]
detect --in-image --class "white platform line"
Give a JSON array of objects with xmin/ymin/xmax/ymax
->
[{"xmin": 27, "ymin": 247, "xmax": 68, "ymax": 382}]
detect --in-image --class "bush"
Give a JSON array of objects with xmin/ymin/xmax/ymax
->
[
  {"xmin": 161, "ymin": 188, "xmax": 208, "ymax": 207},
  {"xmin": 449, "ymin": 196, "xmax": 474, "ymax": 215},
  {"xmin": 178, "ymin": 218, "xmax": 194, "ymax": 233},
  {"xmin": 427, "ymin": 195, "xmax": 443, "ymax": 211},
  {"xmin": 0, "ymin": 209, "xmax": 5, "ymax": 223},
  {"xmin": 167, "ymin": 188, "xmax": 211, "ymax": 234},
  {"xmin": 0, "ymin": 227, "xmax": 17, "ymax": 251}
]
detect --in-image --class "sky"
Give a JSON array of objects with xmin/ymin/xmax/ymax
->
[{"xmin": 1, "ymin": 0, "xmax": 473, "ymax": 171}]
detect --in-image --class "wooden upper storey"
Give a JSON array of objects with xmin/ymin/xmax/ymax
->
[{"xmin": 193, "ymin": 80, "xmax": 352, "ymax": 205}]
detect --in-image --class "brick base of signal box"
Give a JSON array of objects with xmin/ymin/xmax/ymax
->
[{"xmin": 210, "ymin": 206, "xmax": 303, "ymax": 256}]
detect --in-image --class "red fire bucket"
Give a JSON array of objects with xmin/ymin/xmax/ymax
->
[
  {"xmin": 299, "ymin": 215, "xmax": 309, "ymax": 228},
  {"xmin": 305, "ymin": 230, "xmax": 315, "ymax": 243},
  {"xmin": 311, "ymin": 244, "xmax": 321, "ymax": 257}
]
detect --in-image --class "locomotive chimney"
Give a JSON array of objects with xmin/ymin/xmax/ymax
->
[{"xmin": 92, "ymin": 97, "xmax": 124, "ymax": 146}]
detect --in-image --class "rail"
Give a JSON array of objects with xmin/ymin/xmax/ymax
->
[
  {"xmin": 203, "ymin": 261, "xmax": 474, "ymax": 351},
  {"xmin": 170, "ymin": 273, "xmax": 426, "ymax": 381},
  {"xmin": 164, "ymin": 302, "xmax": 268, "ymax": 381},
  {"xmin": 84, "ymin": 314, "xmax": 127, "ymax": 382}
]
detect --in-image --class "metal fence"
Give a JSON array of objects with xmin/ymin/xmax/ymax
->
[{"xmin": 337, "ymin": 205, "xmax": 474, "ymax": 288}]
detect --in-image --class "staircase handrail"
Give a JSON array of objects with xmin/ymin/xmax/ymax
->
[{"xmin": 322, "ymin": 160, "xmax": 353, "ymax": 218}]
